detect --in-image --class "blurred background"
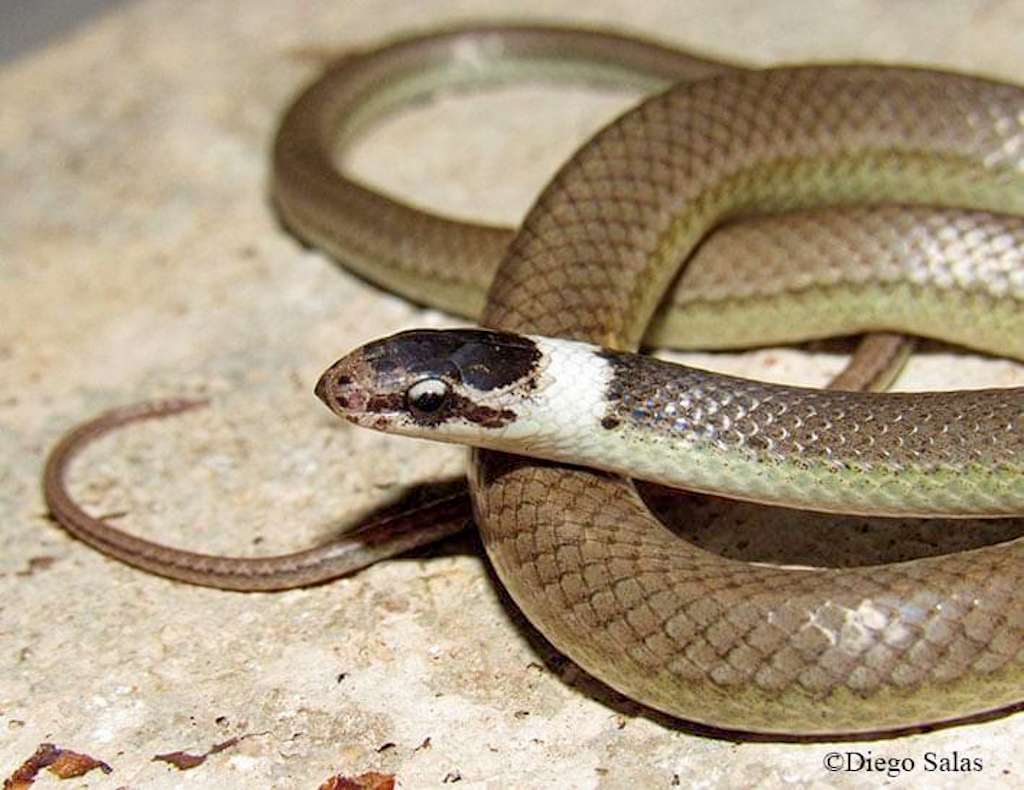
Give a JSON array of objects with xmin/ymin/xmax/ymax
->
[{"xmin": 0, "ymin": 0, "xmax": 132, "ymax": 62}]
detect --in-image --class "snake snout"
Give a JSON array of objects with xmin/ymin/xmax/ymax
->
[{"xmin": 314, "ymin": 355, "xmax": 368, "ymax": 418}]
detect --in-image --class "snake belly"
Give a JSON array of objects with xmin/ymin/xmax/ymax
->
[{"xmin": 470, "ymin": 65, "xmax": 1024, "ymax": 734}]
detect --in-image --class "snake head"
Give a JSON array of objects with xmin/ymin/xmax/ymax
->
[{"xmin": 315, "ymin": 329, "xmax": 545, "ymax": 441}]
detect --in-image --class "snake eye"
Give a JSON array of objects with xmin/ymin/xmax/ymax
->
[{"xmin": 406, "ymin": 378, "xmax": 450, "ymax": 419}]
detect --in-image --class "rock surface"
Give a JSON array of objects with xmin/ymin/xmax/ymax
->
[{"xmin": 2, "ymin": 1, "xmax": 1023, "ymax": 787}]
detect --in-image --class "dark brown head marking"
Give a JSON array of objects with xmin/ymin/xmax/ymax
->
[
  {"xmin": 362, "ymin": 329, "xmax": 541, "ymax": 391},
  {"xmin": 316, "ymin": 329, "xmax": 538, "ymax": 432},
  {"xmin": 448, "ymin": 394, "xmax": 516, "ymax": 428}
]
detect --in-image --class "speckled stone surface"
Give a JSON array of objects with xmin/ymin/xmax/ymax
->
[{"xmin": 2, "ymin": 1, "xmax": 1023, "ymax": 787}]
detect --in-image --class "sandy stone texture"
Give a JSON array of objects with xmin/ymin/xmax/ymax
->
[{"xmin": 2, "ymin": 0, "xmax": 1023, "ymax": 787}]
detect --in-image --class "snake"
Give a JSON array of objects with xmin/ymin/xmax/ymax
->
[{"xmin": 42, "ymin": 26, "xmax": 1024, "ymax": 735}]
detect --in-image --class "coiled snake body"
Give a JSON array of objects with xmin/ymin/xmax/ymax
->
[{"xmin": 45, "ymin": 27, "xmax": 1024, "ymax": 735}]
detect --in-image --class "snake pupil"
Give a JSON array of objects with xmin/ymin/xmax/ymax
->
[{"xmin": 413, "ymin": 391, "xmax": 444, "ymax": 412}]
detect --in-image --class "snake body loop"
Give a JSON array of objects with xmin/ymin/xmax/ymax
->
[{"xmin": 273, "ymin": 26, "xmax": 1024, "ymax": 354}]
